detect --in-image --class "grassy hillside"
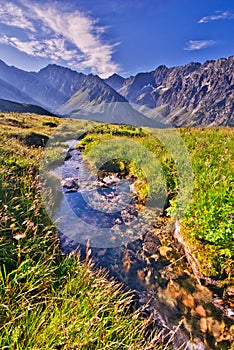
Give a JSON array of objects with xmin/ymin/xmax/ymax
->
[
  {"xmin": 0, "ymin": 99, "xmax": 55, "ymax": 116},
  {"xmin": 0, "ymin": 113, "xmax": 161, "ymax": 349}
]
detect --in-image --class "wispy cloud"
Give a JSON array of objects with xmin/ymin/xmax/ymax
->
[
  {"xmin": 198, "ymin": 11, "xmax": 234, "ymax": 23},
  {"xmin": 0, "ymin": 35, "xmax": 78, "ymax": 61},
  {"xmin": 184, "ymin": 40, "xmax": 216, "ymax": 51},
  {"xmin": 0, "ymin": 2, "xmax": 35, "ymax": 31},
  {"xmin": 0, "ymin": 0, "xmax": 119, "ymax": 77}
]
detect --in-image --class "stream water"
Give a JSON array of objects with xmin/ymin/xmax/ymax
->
[{"xmin": 50, "ymin": 141, "xmax": 233, "ymax": 350}]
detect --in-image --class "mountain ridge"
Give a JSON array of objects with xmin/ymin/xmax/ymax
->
[
  {"xmin": 0, "ymin": 56, "xmax": 233, "ymax": 127},
  {"xmin": 115, "ymin": 57, "xmax": 234, "ymax": 126}
]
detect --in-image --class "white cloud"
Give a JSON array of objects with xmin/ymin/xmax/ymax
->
[
  {"xmin": 0, "ymin": 35, "xmax": 78, "ymax": 61},
  {"xmin": 0, "ymin": 1, "xmax": 35, "ymax": 31},
  {"xmin": 0, "ymin": 1, "xmax": 120, "ymax": 77},
  {"xmin": 184, "ymin": 40, "xmax": 216, "ymax": 51},
  {"xmin": 29, "ymin": 4, "xmax": 120, "ymax": 77},
  {"xmin": 198, "ymin": 11, "xmax": 234, "ymax": 23}
]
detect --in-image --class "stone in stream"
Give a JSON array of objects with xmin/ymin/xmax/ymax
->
[
  {"xmin": 64, "ymin": 188, "xmax": 78, "ymax": 193},
  {"xmin": 142, "ymin": 231, "xmax": 161, "ymax": 257},
  {"xmin": 94, "ymin": 180, "xmax": 108, "ymax": 188},
  {"xmin": 61, "ymin": 177, "xmax": 79, "ymax": 190},
  {"xmin": 64, "ymin": 151, "xmax": 72, "ymax": 161},
  {"xmin": 103, "ymin": 175, "xmax": 120, "ymax": 185}
]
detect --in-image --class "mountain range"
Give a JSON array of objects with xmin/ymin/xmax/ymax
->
[{"xmin": 0, "ymin": 56, "xmax": 233, "ymax": 127}]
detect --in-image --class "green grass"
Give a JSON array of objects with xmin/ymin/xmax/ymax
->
[
  {"xmin": 78, "ymin": 124, "xmax": 177, "ymax": 205},
  {"xmin": 0, "ymin": 113, "xmax": 162, "ymax": 350},
  {"xmin": 180, "ymin": 127, "xmax": 234, "ymax": 278},
  {"xmin": 77, "ymin": 124, "xmax": 234, "ymax": 281}
]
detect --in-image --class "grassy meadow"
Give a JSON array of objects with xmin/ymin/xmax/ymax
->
[{"xmin": 0, "ymin": 112, "xmax": 233, "ymax": 348}]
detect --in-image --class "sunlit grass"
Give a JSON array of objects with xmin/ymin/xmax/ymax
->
[
  {"xmin": 179, "ymin": 127, "xmax": 234, "ymax": 279},
  {"xmin": 0, "ymin": 113, "xmax": 162, "ymax": 350}
]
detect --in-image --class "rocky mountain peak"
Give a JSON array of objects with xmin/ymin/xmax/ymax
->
[
  {"xmin": 104, "ymin": 73, "xmax": 125, "ymax": 91},
  {"xmin": 116, "ymin": 56, "xmax": 234, "ymax": 126},
  {"xmin": 0, "ymin": 56, "xmax": 233, "ymax": 127}
]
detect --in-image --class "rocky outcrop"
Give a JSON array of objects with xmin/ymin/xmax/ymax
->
[{"xmin": 117, "ymin": 57, "xmax": 234, "ymax": 126}]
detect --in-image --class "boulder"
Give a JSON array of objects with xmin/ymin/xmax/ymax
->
[{"xmin": 61, "ymin": 177, "xmax": 79, "ymax": 190}]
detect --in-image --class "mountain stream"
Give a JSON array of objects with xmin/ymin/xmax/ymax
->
[{"xmin": 51, "ymin": 141, "xmax": 233, "ymax": 350}]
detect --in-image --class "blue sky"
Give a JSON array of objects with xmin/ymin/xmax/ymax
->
[{"xmin": 0, "ymin": 0, "xmax": 233, "ymax": 77}]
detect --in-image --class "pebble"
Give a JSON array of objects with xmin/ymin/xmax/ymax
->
[
  {"xmin": 159, "ymin": 245, "xmax": 172, "ymax": 257},
  {"xmin": 227, "ymin": 308, "xmax": 234, "ymax": 318},
  {"xmin": 103, "ymin": 175, "xmax": 120, "ymax": 185},
  {"xmin": 195, "ymin": 305, "xmax": 207, "ymax": 317}
]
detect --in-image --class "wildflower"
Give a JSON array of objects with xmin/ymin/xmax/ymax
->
[{"xmin": 13, "ymin": 233, "xmax": 26, "ymax": 240}]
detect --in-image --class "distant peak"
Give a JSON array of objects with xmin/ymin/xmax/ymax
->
[
  {"xmin": 109, "ymin": 73, "xmax": 124, "ymax": 79},
  {"xmin": 39, "ymin": 63, "xmax": 66, "ymax": 71},
  {"xmin": 39, "ymin": 64, "xmax": 79, "ymax": 74},
  {"xmin": 112, "ymin": 73, "xmax": 119, "ymax": 77},
  {"xmin": 157, "ymin": 64, "xmax": 168, "ymax": 70},
  {"xmin": 185, "ymin": 61, "xmax": 201, "ymax": 67},
  {"xmin": 104, "ymin": 73, "xmax": 125, "ymax": 91}
]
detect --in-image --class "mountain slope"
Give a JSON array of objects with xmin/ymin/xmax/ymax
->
[
  {"xmin": 38, "ymin": 67, "xmax": 148, "ymax": 127},
  {"xmin": 36, "ymin": 64, "xmax": 87, "ymax": 108},
  {"xmin": 58, "ymin": 75, "xmax": 160, "ymax": 127},
  {"xmin": 0, "ymin": 99, "xmax": 55, "ymax": 116},
  {"xmin": 0, "ymin": 61, "xmax": 137, "ymax": 124},
  {"xmin": 0, "ymin": 77, "xmax": 39, "ymax": 105},
  {"xmin": 0, "ymin": 60, "xmax": 73, "ymax": 110},
  {"xmin": 116, "ymin": 57, "xmax": 234, "ymax": 126},
  {"xmin": 57, "ymin": 74, "xmax": 127, "ymax": 114}
]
